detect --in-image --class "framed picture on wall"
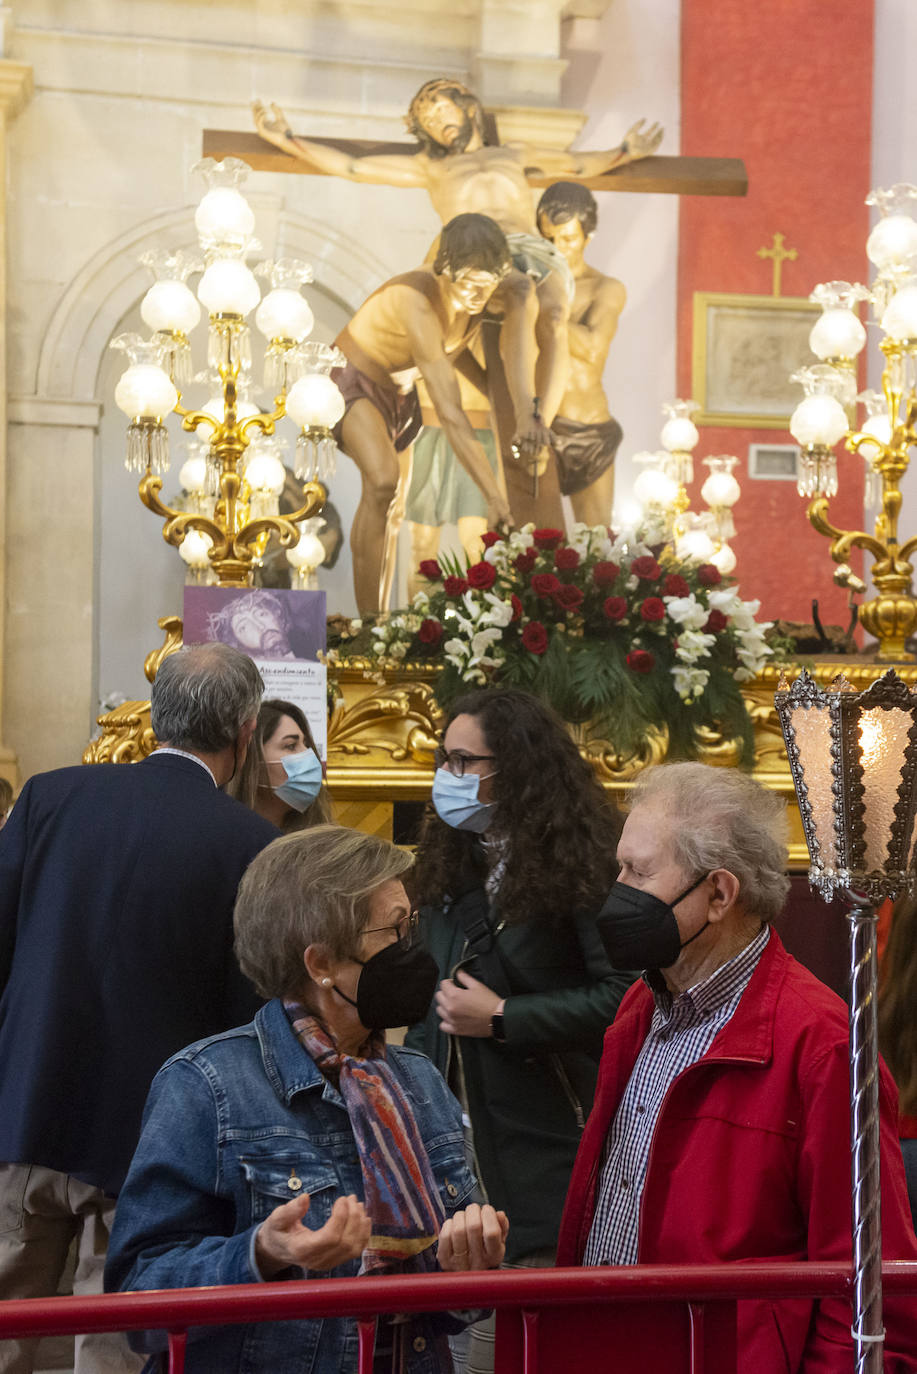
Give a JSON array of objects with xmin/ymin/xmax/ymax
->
[{"xmin": 692, "ymin": 292, "xmax": 820, "ymax": 428}]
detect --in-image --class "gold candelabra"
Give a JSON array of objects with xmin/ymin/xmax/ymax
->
[
  {"xmin": 791, "ymin": 185, "xmax": 917, "ymax": 662},
  {"xmin": 112, "ymin": 159, "xmax": 346, "ymax": 588},
  {"xmin": 632, "ymin": 399, "xmax": 740, "ymax": 574}
]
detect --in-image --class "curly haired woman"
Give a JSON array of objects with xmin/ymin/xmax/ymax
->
[{"xmin": 405, "ymin": 688, "xmax": 634, "ymax": 1372}]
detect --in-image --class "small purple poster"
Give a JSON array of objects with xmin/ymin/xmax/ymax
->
[
  {"xmin": 183, "ymin": 587, "xmax": 328, "ymax": 756},
  {"xmin": 183, "ymin": 587, "xmax": 326, "ymax": 661}
]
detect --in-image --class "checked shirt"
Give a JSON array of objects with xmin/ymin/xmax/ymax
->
[{"xmin": 583, "ymin": 924, "xmax": 771, "ymax": 1266}]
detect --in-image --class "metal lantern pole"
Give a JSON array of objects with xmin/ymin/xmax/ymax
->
[
  {"xmin": 845, "ymin": 897, "xmax": 884, "ymax": 1373},
  {"xmin": 776, "ymin": 668, "xmax": 917, "ymax": 1373}
]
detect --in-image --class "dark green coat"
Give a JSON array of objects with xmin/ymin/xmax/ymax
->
[{"xmin": 404, "ymin": 880, "xmax": 634, "ymax": 1261}]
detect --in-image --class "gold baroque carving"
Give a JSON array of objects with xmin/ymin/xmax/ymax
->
[
  {"xmin": 84, "ymin": 617, "xmax": 183, "ymax": 765},
  {"xmin": 83, "ymin": 703, "xmax": 156, "ymax": 764},
  {"xmin": 569, "ymin": 719, "xmax": 669, "ymax": 782},
  {"xmin": 327, "ymin": 677, "xmax": 443, "ymax": 764}
]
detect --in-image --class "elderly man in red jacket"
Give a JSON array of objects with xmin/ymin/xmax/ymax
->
[{"xmin": 558, "ymin": 762, "xmax": 917, "ymax": 1373}]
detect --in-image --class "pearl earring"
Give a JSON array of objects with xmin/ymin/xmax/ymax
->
[{"xmin": 321, "ymin": 977, "xmax": 332, "ymax": 987}]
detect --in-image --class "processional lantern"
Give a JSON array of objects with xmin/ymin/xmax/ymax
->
[
  {"xmin": 110, "ymin": 158, "xmax": 347, "ymax": 588},
  {"xmin": 776, "ymin": 668, "xmax": 917, "ymax": 1373}
]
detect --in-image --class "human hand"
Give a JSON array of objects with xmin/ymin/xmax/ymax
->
[
  {"xmin": 621, "ymin": 119, "xmax": 664, "ymax": 161},
  {"xmin": 511, "ymin": 412, "xmax": 553, "ymax": 477},
  {"xmin": 254, "ymin": 1192, "xmax": 371, "ymax": 1278},
  {"xmin": 438, "ymin": 1203, "xmax": 509, "ymax": 1270},
  {"xmin": 253, "ymin": 100, "xmax": 293, "ymax": 147},
  {"xmin": 436, "ymin": 973, "xmax": 502, "ymax": 1038}
]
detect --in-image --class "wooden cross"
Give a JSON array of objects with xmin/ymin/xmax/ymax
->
[
  {"xmin": 756, "ymin": 231, "xmax": 798, "ymax": 297},
  {"xmin": 202, "ymin": 129, "xmax": 747, "ymax": 199}
]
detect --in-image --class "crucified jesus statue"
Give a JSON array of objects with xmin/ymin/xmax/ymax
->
[{"xmin": 252, "ymin": 78, "xmax": 662, "ymax": 476}]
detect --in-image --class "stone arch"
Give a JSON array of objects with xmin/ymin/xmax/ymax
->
[{"xmin": 33, "ymin": 195, "xmax": 392, "ymax": 402}]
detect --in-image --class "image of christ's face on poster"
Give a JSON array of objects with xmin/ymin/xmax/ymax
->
[{"xmin": 183, "ymin": 588, "xmax": 326, "ymax": 662}]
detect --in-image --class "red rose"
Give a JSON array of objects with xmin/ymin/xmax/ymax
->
[
  {"xmin": 481, "ymin": 531, "xmax": 501, "ymax": 550},
  {"xmin": 697, "ymin": 563, "xmax": 722, "ymax": 587},
  {"xmin": 704, "ymin": 609, "xmax": 729, "ymax": 633},
  {"xmin": 417, "ymin": 618, "xmax": 443, "ymax": 646},
  {"xmin": 443, "ymin": 575, "xmax": 469, "ymax": 597},
  {"xmin": 514, "ymin": 551, "xmax": 537, "ymax": 575},
  {"xmin": 531, "ymin": 572, "xmax": 561, "ymax": 598},
  {"xmin": 593, "ymin": 560, "xmax": 620, "ymax": 587},
  {"xmin": 533, "ymin": 527, "xmax": 564, "ymax": 549},
  {"xmin": 521, "ymin": 620, "xmax": 549, "ymax": 654},
  {"xmin": 640, "ymin": 597, "xmax": 666, "ymax": 623},
  {"xmin": 554, "ymin": 547, "xmax": 580, "ymax": 571},
  {"xmin": 663, "ymin": 574, "xmax": 690, "ymax": 598},
  {"xmin": 467, "ymin": 560, "xmax": 497, "ymax": 590},
  {"xmin": 626, "ymin": 649, "xmax": 656, "ymax": 673},
  {"xmin": 555, "ymin": 583, "xmax": 584, "ymax": 611},
  {"xmin": 510, "ymin": 594, "xmax": 523, "ymax": 622},
  {"xmin": 603, "ymin": 596, "xmax": 628, "ymax": 622},
  {"xmin": 418, "ymin": 559, "xmax": 442, "ymax": 580},
  {"xmin": 631, "ymin": 555, "xmax": 662, "ymax": 581}
]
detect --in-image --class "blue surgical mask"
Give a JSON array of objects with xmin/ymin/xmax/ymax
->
[
  {"xmin": 432, "ymin": 768, "xmax": 495, "ymax": 834},
  {"xmin": 272, "ymin": 749, "xmax": 323, "ymax": 811}
]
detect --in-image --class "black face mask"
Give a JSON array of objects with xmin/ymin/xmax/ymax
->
[
  {"xmin": 334, "ymin": 936, "xmax": 439, "ymax": 1030},
  {"xmin": 596, "ymin": 872, "xmax": 710, "ymax": 972}
]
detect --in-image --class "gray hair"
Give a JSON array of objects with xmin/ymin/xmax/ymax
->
[
  {"xmin": 631, "ymin": 762, "xmax": 791, "ymax": 922},
  {"xmin": 150, "ymin": 643, "xmax": 263, "ymax": 752},
  {"xmin": 233, "ymin": 824, "xmax": 413, "ymax": 999}
]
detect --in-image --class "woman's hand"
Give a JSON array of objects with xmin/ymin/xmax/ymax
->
[
  {"xmin": 438, "ymin": 1204, "xmax": 509, "ymax": 1270},
  {"xmin": 254, "ymin": 1192, "xmax": 371, "ymax": 1278},
  {"xmin": 436, "ymin": 973, "xmax": 502, "ymax": 1037}
]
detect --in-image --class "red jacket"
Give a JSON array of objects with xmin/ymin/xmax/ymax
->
[{"xmin": 557, "ymin": 930, "xmax": 917, "ymax": 1373}]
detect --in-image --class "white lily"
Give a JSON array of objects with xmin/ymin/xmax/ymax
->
[{"xmin": 665, "ymin": 596, "xmax": 709, "ymax": 631}]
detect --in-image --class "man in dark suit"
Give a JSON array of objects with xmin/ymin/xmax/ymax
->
[{"xmin": 0, "ymin": 642, "xmax": 279, "ymax": 1373}]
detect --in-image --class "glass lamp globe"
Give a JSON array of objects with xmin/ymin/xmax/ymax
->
[
  {"xmin": 286, "ymin": 373, "xmax": 347, "ymax": 429},
  {"xmin": 255, "ymin": 290, "xmax": 314, "ymax": 343},
  {"xmin": 244, "ymin": 448, "xmax": 286, "ymax": 494},
  {"xmin": 710, "ymin": 543, "xmax": 737, "ymax": 575},
  {"xmin": 202, "ymin": 396, "xmax": 260, "ymax": 425},
  {"xmin": 141, "ymin": 280, "xmax": 201, "ymax": 335},
  {"xmin": 701, "ymin": 457, "xmax": 741, "ymax": 508},
  {"xmin": 859, "ymin": 412, "xmax": 892, "ymax": 455},
  {"xmin": 179, "ymin": 455, "xmax": 208, "ymax": 492},
  {"xmin": 633, "ymin": 467, "xmax": 678, "ymax": 508},
  {"xmin": 661, "ymin": 416, "xmax": 699, "ymax": 452},
  {"xmin": 866, "ymin": 215, "xmax": 917, "ymax": 272},
  {"xmin": 676, "ymin": 526, "xmax": 716, "ymax": 562},
  {"xmin": 114, "ymin": 364, "xmax": 178, "ymax": 421},
  {"xmin": 809, "ymin": 308, "xmax": 867, "ymax": 361},
  {"xmin": 287, "ymin": 529, "xmax": 326, "ymax": 572},
  {"xmin": 195, "ymin": 188, "xmax": 256, "ymax": 247},
  {"xmin": 789, "ymin": 395, "xmax": 849, "ymax": 448},
  {"xmin": 880, "ymin": 282, "xmax": 917, "ymax": 341},
  {"xmin": 178, "ymin": 529, "xmax": 213, "ymax": 569},
  {"xmin": 197, "ymin": 258, "xmax": 261, "ymax": 316}
]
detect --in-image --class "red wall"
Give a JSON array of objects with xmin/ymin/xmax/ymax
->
[{"xmin": 679, "ymin": 0, "xmax": 874, "ymax": 631}]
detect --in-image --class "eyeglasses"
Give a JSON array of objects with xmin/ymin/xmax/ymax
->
[
  {"xmin": 362, "ymin": 909, "xmax": 420, "ymax": 941},
  {"xmin": 434, "ymin": 746, "xmax": 496, "ymax": 778}
]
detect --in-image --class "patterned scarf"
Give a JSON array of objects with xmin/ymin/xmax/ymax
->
[{"xmin": 284, "ymin": 1004, "xmax": 445, "ymax": 1275}]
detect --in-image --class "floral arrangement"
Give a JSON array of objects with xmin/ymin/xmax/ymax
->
[{"xmin": 370, "ymin": 522, "xmax": 774, "ymax": 762}]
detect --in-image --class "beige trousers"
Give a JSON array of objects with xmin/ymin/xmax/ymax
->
[{"xmin": 0, "ymin": 1163, "xmax": 145, "ymax": 1374}]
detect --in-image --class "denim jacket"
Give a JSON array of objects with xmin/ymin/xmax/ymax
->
[{"xmin": 105, "ymin": 998, "xmax": 479, "ymax": 1373}]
